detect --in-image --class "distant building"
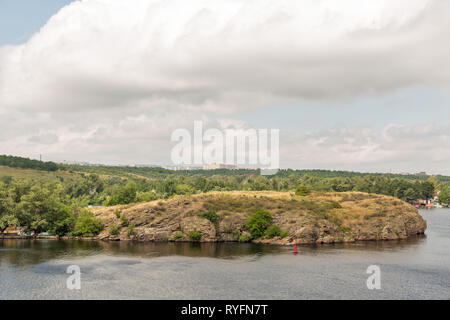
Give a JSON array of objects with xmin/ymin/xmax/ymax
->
[
  {"xmin": 133, "ymin": 164, "xmax": 159, "ymax": 168},
  {"xmin": 202, "ymin": 163, "xmax": 238, "ymax": 170},
  {"xmin": 163, "ymin": 165, "xmax": 202, "ymax": 171},
  {"xmin": 415, "ymin": 172, "xmax": 427, "ymax": 176}
]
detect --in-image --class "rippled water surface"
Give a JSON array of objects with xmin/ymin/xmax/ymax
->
[{"xmin": 1, "ymin": 209, "xmax": 449, "ymax": 299}]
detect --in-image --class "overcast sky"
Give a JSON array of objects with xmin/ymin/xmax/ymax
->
[{"xmin": 1, "ymin": 0, "xmax": 450, "ymax": 174}]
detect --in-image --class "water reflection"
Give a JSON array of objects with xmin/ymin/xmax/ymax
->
[{"xmin": 0, "ymin": 234, "xmax": 426, "ymax": 267}]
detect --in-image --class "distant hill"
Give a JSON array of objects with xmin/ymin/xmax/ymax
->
[
  {"xmin": 0, "ymin": 155, "xmax": 59, "ymax": 172},
  {"xmin": 1, "ymin": 153, "xmax": 450, "ymax": 183}
]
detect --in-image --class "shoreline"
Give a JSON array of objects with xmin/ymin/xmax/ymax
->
[{"xmin": 0, "ymin": 231, "xmax": 426, "ymax": 245}]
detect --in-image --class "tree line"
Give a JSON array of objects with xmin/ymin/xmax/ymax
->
[{"xmin": 0, "ymin": 155, "xmax": 448, "ymax": 236}]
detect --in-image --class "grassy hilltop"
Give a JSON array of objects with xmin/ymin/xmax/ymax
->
[{"xmin": 90, "ymin": 191, "xmax": 426, "ymax": 245}]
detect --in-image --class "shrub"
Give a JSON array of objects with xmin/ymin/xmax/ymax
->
[
  {"xmin": 105, "ymin": 183, "xmax": 137, "ymax": 206},
  {"xmin": 187, "ymin": 231, "xmax": 202, "ymax": 241},
  {"xmin": 280, "ymin": 231, "xmax": 289, "ymax": 238},
  {"xmin": 120, "ymin": 215, "xmax": 128, "ymax": 227},
  {"xmin": 340, "ymin": 226, "xmax": 351, "ymax": 234},
  {"xmin": 114, "ymin": 210, "xmax": 121, "ymax": 219},
  {"xmin": 198, "ymin": 211, "xmax": 219, "ymax": 226},
  {"xmin": 175, "ymin": 184, "xmax": 195, "ymax": 195},
  {"xmin": 264, "ymin": 225, "xmax": 281, "ymax": 239},
  {"xmin": 73, "ymin": 211, "xmax": 104, "ymax": 237},
  {"xmin": 245, "ymin": 210, "xmax": 273, "ymax": 239},
  {"xmin": 126, "ymin": 224, "xmax": 136, "ymax": 237},
  {"xmin": 238, "ymin": 234, "xmax": 252, "ymax": 243},
  {"xmin": 174, "ymin": 232, "xmax": 183, "ymax": 240},
  {"xmin": 296, "ymin": 185, "xmax": 311, "ymax": 196},
  {"xmin": 109, "ymin": 223, "xmax": 120, "ymax": 236}
]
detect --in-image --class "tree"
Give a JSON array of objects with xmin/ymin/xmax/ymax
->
[
  {"xmin": 295, "ymin": 185, "xmax": 311, "ymax": 196},
  {"xmin": 245, "ymin": 210, "xmax": 273, "ymax": 239},
  {"xmin": 175, "ymin": 184, "xmax": 194, "ymax": 195},
  {"xmin": 404, "ymin": 188, "xmax": 417, "ymax": 201},
  {"xmin": 438, "ymin": 185, "xmax": 450, "ymax": 204},
  {"xmin": 106, "ymin": 183, "xmax": 137, "ymax": 206},
  {"xmin": 73, "ymin": 210, "xmax": 104, "ymax": 236},
  {"xmin": 0, "ymin": 215, "xmax": 19, "ymax": 233}
]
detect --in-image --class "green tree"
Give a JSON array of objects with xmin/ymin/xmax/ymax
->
[
  {"xmin": 245, "ymin": 210, "xmax": 273, "ymax": 239},
  {"xmin": 438, "ymin": 185, "xmax": 450, "ymax": 204},
  {"xmin": 106, "ymin": 183, "xmax": 137, "ymax": 206},
  {"xmin": 295, "ymin": 184, "xmax": 311, "ymax": 196},
  {"xmin": 0, "ymin": 215, "xmax": 19, "ymax": 233},
  {"xmin": 73, "ymin": 210, "xmax": 104, "ymax": 236}
]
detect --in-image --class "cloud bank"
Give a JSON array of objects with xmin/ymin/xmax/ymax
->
[{"xmin": 0, "ymin": 0, "xmax": 449, "ymax": 172}]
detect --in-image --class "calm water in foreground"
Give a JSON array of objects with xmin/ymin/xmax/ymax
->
[{"xmin": 1, "ymin": 209, "xmax": 449, "ymax": 300}]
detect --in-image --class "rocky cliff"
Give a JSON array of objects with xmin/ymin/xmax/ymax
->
[{"xmin": 91, "ymin": 191, "xmax": 427, "ymax": 245}]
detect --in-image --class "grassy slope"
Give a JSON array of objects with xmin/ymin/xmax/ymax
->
[
  {"xmin": 91, "ymin": 191, "xmax": 426, "ymax": 244},
  {"xmin": 0, "ymin": 165, "xmax": 74, "ymax": 181}
]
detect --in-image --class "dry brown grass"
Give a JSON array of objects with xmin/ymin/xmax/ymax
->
[{"xmin": 92, "ymin": 190, "xmax": 416, "ymax": 229}]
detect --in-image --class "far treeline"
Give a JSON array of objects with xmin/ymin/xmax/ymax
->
[{"xmin": 0, "ymin": 154, "xmax": 449, "ymax": 237}]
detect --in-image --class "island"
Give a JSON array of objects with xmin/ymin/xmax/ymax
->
[{"xmin": 86, "ymin": 191, "xmax": 427, "ymax": 245}]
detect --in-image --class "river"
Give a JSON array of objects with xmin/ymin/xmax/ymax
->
[{"xmin": 1, "ymin": 209, "xmax": 449, "ymax": 299}]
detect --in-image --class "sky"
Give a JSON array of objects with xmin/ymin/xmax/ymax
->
[{"xmin": 0, "ymin": 0, "xmax": 450, "ymax": 174}]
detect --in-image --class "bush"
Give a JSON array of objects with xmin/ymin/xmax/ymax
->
[
  {"xmin": 238, "ymin": 234, "xmax": 252, "ymax": 243},
  {"xmin": 198, "ymin": 211, "xmax": 219, "ymax": 226},
  {"xmin": 187, "ymin": 231, "xmax": 202, "ymax": 241},
  {"xmin": 120, "ymin": 215, "xmax": 128, "ymax": 227},
  {"xmin": 264, "ymin": 225, "xmax": 281, "ymax": 239},
  {"xmin": 174, "ymin": 232, "xmax": 183, "ymax": 240},
  {"xmin": 109, "ymin": 223, "xmax": 120, "ymax": 236},
  {"xmin": 245, "ymin": 210, "xmax": 273, "ymax": 239},
  {"xmin": 114, "ymin": 210, "xmax": 121, "ymax": 219},
  {"xmin": 126, "ymin": 224, "xmax": 136, "ymax": 237},
  {"xmin": 280, "ymin": 231, "xmax": 289, "ymax": 238},
  {"xmin": 296, "ymin": 185, "xmax": 311, "ymax": 196},
  {"xmin": 73, "ymin": 211, "xmax": 104, "ymax": 237},
  {"xmin": 105, "ymin": 183, "xmax": 137, "ymax": 206}
]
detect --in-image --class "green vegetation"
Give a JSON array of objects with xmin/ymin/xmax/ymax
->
[
  {"xmin": 238, "ymin": 233, "xmax": 252, "ymax": 242},
  {"xmin": 126, "ymin": 224, "xmax": 136, "ymax": 237},
  {"xmin": 174, "ymin": 232, "xmax": 183, "ymax": 240},
  {"xmin": 72, "ymin": 211, "xmax": 104, "ymax": 237},
  {"xmin": 0, "ymin": 154, "xmax": 446, "ymax": 237},
  {"xmin": 187, "ymin": 230, "xmax": 202, "ymax": 241},
  {"xmin": 438, "ymin": 184, "xmax": 450, "ymax": 205},
  {"xmin": 0, "ymin": 215, "xmax": 19, "ymax": 233},
  {"xmin": 106, "ymin": 183, "xmax": 137, "ymax": 206},
  {"xmin": 245, "ymin": 210, "xmax": 273, "ymax": 239},
  {"xmin": 198, "ymin": 211, "xmax": 219, "ymax": 226},
  {"xmin": 295, "ymin": 184, "xmax": 311, "ymax": 196},
  {"xmin": 120, "ymin": 215, "xmax": 129, "ymax": 227},
  {"xmin": 340, "ymin": 226, "xmax": 351, "ymax": 233},
  {"xmin": 109, "ymin": 223, "xmax": 120, "ymax": 236},
  {"xmin": 264, "ymin": 225, "xmax": 282, "ymax": 239},
  {"xmin": 0, "ymin": 155, "xmax": 59, "ymax": 172},
  {"xmin": 280, "ymin": 231, "xmax": 289, "ymax": 238}
]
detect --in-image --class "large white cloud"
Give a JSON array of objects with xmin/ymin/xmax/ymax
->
[
  {"xmin": 1, "ymin": 0, "xmax": 449, "ymax": 113},
  {"xmin": 0, "ymin": 0, "xmax": 450, "ymax": 171},
  {"xmin": 281, "ymin": 123, "xmax": 450, "ymax": 174}
]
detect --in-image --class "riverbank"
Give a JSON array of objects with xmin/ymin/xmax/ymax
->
[{"xmin": 86, "ymin": 191, "xmax": 426, "ymax": 245}]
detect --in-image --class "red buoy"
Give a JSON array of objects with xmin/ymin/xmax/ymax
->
[{"xmin": 293, "ymin": 245, "xmax": 298, "ymax": 254}]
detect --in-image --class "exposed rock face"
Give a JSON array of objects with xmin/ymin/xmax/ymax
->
[{"xmin": 91, "ymin": 191, "xmax": 427, "ymax": 245}]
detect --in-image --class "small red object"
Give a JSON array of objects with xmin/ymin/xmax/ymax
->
[{"xmin": 293, "ymin": 245, "xmax": 297, "ymax": 253}]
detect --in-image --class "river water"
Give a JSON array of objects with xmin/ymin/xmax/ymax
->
[{"xmin": 1, "ymin": 209, "xmax": 449, "ymax": 300}]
